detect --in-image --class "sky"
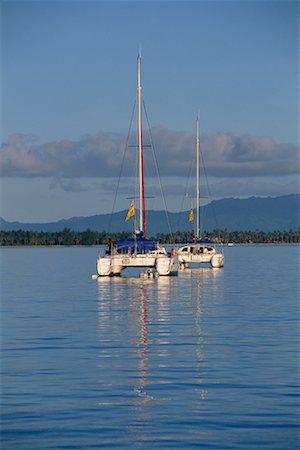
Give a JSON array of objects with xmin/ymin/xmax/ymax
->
[{"xmin": 0, "ymin": 0, "xmax": 299, "ymax": 223}]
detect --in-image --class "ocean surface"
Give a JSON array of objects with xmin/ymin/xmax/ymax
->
[{"xmin": 1, "ymin": 245, "xmax": 299, "ymax": 449}]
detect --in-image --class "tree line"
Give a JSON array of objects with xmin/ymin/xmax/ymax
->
[{"xmin": 1, "ymin": 228, "xmax": 300, "ymax": 246}]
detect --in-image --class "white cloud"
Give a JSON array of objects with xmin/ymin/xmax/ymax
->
[{"xmin": 1, "ymin": 129, "xmax": 299, "ymax": 178}]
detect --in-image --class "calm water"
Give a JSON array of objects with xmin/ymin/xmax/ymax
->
[{"xmin": 1, "ymin": 245, "xmax": 299, "ymax": 449}]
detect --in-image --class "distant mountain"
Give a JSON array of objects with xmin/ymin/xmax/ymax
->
[{"xmin": 1, "ymin": 194, "xmax": 299, "ymax": 234}]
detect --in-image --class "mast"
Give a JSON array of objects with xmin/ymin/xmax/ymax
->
[
  {"xmin": 196, "ymin": 117, "xmax": 200, "ymax": 239},
  {"xmin": 137, "ymin": 52, "xmax": 146, "ymax": 237}
]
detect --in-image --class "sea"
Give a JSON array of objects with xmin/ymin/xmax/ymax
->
[{"xmin": 1, "ymin": 245, "xmax": 299, "ymax": 449}]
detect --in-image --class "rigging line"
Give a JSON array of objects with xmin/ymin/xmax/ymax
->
[
  {"xmin": 143, "ymin": 100, "xmax": 172, "ymax": 235},
  {"xmin": 200, "ymin": 151, "xmax": 209, "ymax": 233},
  {"xmin": 177, "ymin": 135, "xmax": 196, "ymax": 232},
  {"xmin": 108, "ymin": 100, "xmax": 136, "ymax": 233},
  {"xmin": 201, "ymin": 143, "xmax": 219, "ymax": 231},
  {"xmin": 124, "ymin": 132, "xmax": 139, "ymax": 230},
  {"xmin": 126, "ymin": 123, "xmax": 139, "ymax": 204}
]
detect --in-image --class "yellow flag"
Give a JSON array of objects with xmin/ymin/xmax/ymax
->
[
  {"xmin": 125, "ymin": 200, "xmax": 135, "ymax": 221},
  {"xmin": 189, "ymin": 208, "xmax": 194, "ymax": 222}
]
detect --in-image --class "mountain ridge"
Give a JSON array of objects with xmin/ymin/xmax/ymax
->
[{"xmin": 1, "ymin": 194, "xmax": 299, "ymax": 234}]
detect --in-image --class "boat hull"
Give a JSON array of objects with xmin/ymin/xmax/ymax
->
[
  {"xmin": 156, "ymin": 255, "xmax": 178, "ymax": 276},
  {"xmin": 177, "ymin": 244, "xmax": 224, "ymax": 269},
  {"xmin": 211, "ymin": 253, "xmax": 224, "ymax": 268},
  {"xmin": 97, "ymin": 253, "xmax": 178, "ymax": 277}
]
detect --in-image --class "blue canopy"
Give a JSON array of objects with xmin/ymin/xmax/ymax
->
[{"xmin": 116, "ymin": 236, "xmax": 157, "ymax": 253}]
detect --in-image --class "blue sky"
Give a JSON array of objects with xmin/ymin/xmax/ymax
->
[{"xmin": 1, "ymin": 0, "xmax": 299, "ymax": 222}]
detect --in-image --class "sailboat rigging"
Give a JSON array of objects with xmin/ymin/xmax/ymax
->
[{"xmin": 96, "ymin": 53, "xmax": 178, "ymax": 277}]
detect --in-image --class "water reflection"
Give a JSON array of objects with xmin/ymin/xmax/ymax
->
[
  {"xmin": 96, "ymin": 270, "xmax": 223, "ymax": 442},
  {"xmin": 181, "ymin": 266, "xmax": 223, "ymax": 279}
]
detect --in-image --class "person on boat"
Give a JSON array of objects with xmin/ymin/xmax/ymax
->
[{"xmin": 107, "ymin": 238, "xmax": 113, "ymax": 255}]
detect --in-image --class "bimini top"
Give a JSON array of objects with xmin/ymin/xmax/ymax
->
[
  {"xmin": 187, "ymin": 238, "xmax": 214, "ymax": 245},
  {"xmin": 116, "ymin": 236, "xmax": 157, "ymax": 253}
]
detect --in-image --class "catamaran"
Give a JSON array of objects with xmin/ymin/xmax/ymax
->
[
  {"xmin": 177, "ymin": 118, "xmax": 224, "ymax": 269},
  {"xmin": 96, "ymin": 53, "xmax": 178, "ymax": 277}
]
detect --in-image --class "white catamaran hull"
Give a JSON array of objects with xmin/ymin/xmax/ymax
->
[
  {"xmin": 97, "ymin": 253, "xmax": 178, "ymax": 277},
  {"xmin": 156, "ymin": 254, "xmax": 179, "ymax": 276},
  {"xmin": 177, "ymin": 244, "xmax": 224, "ymax": 269},
  {"xmin": 211, "ymin": 253, "xmax": 224, "ymax": 268}
]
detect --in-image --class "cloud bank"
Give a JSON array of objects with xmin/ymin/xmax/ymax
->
[{"xmin": 1, "ymin": 129, "xmax": 299, "ymax": 179}]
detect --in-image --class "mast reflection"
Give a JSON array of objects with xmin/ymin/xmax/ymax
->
[{"xmin": 132, "ymin": 282, "xmax": 153, "ymax": 403}]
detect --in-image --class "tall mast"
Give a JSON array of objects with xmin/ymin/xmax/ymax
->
[
  {"xmin": 196, "ymin": 117, "xmax": 200, "ymax": 239},
  {"xmin": 137, "ymin": 53, "xmax": 146, "ymax": 236}
]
